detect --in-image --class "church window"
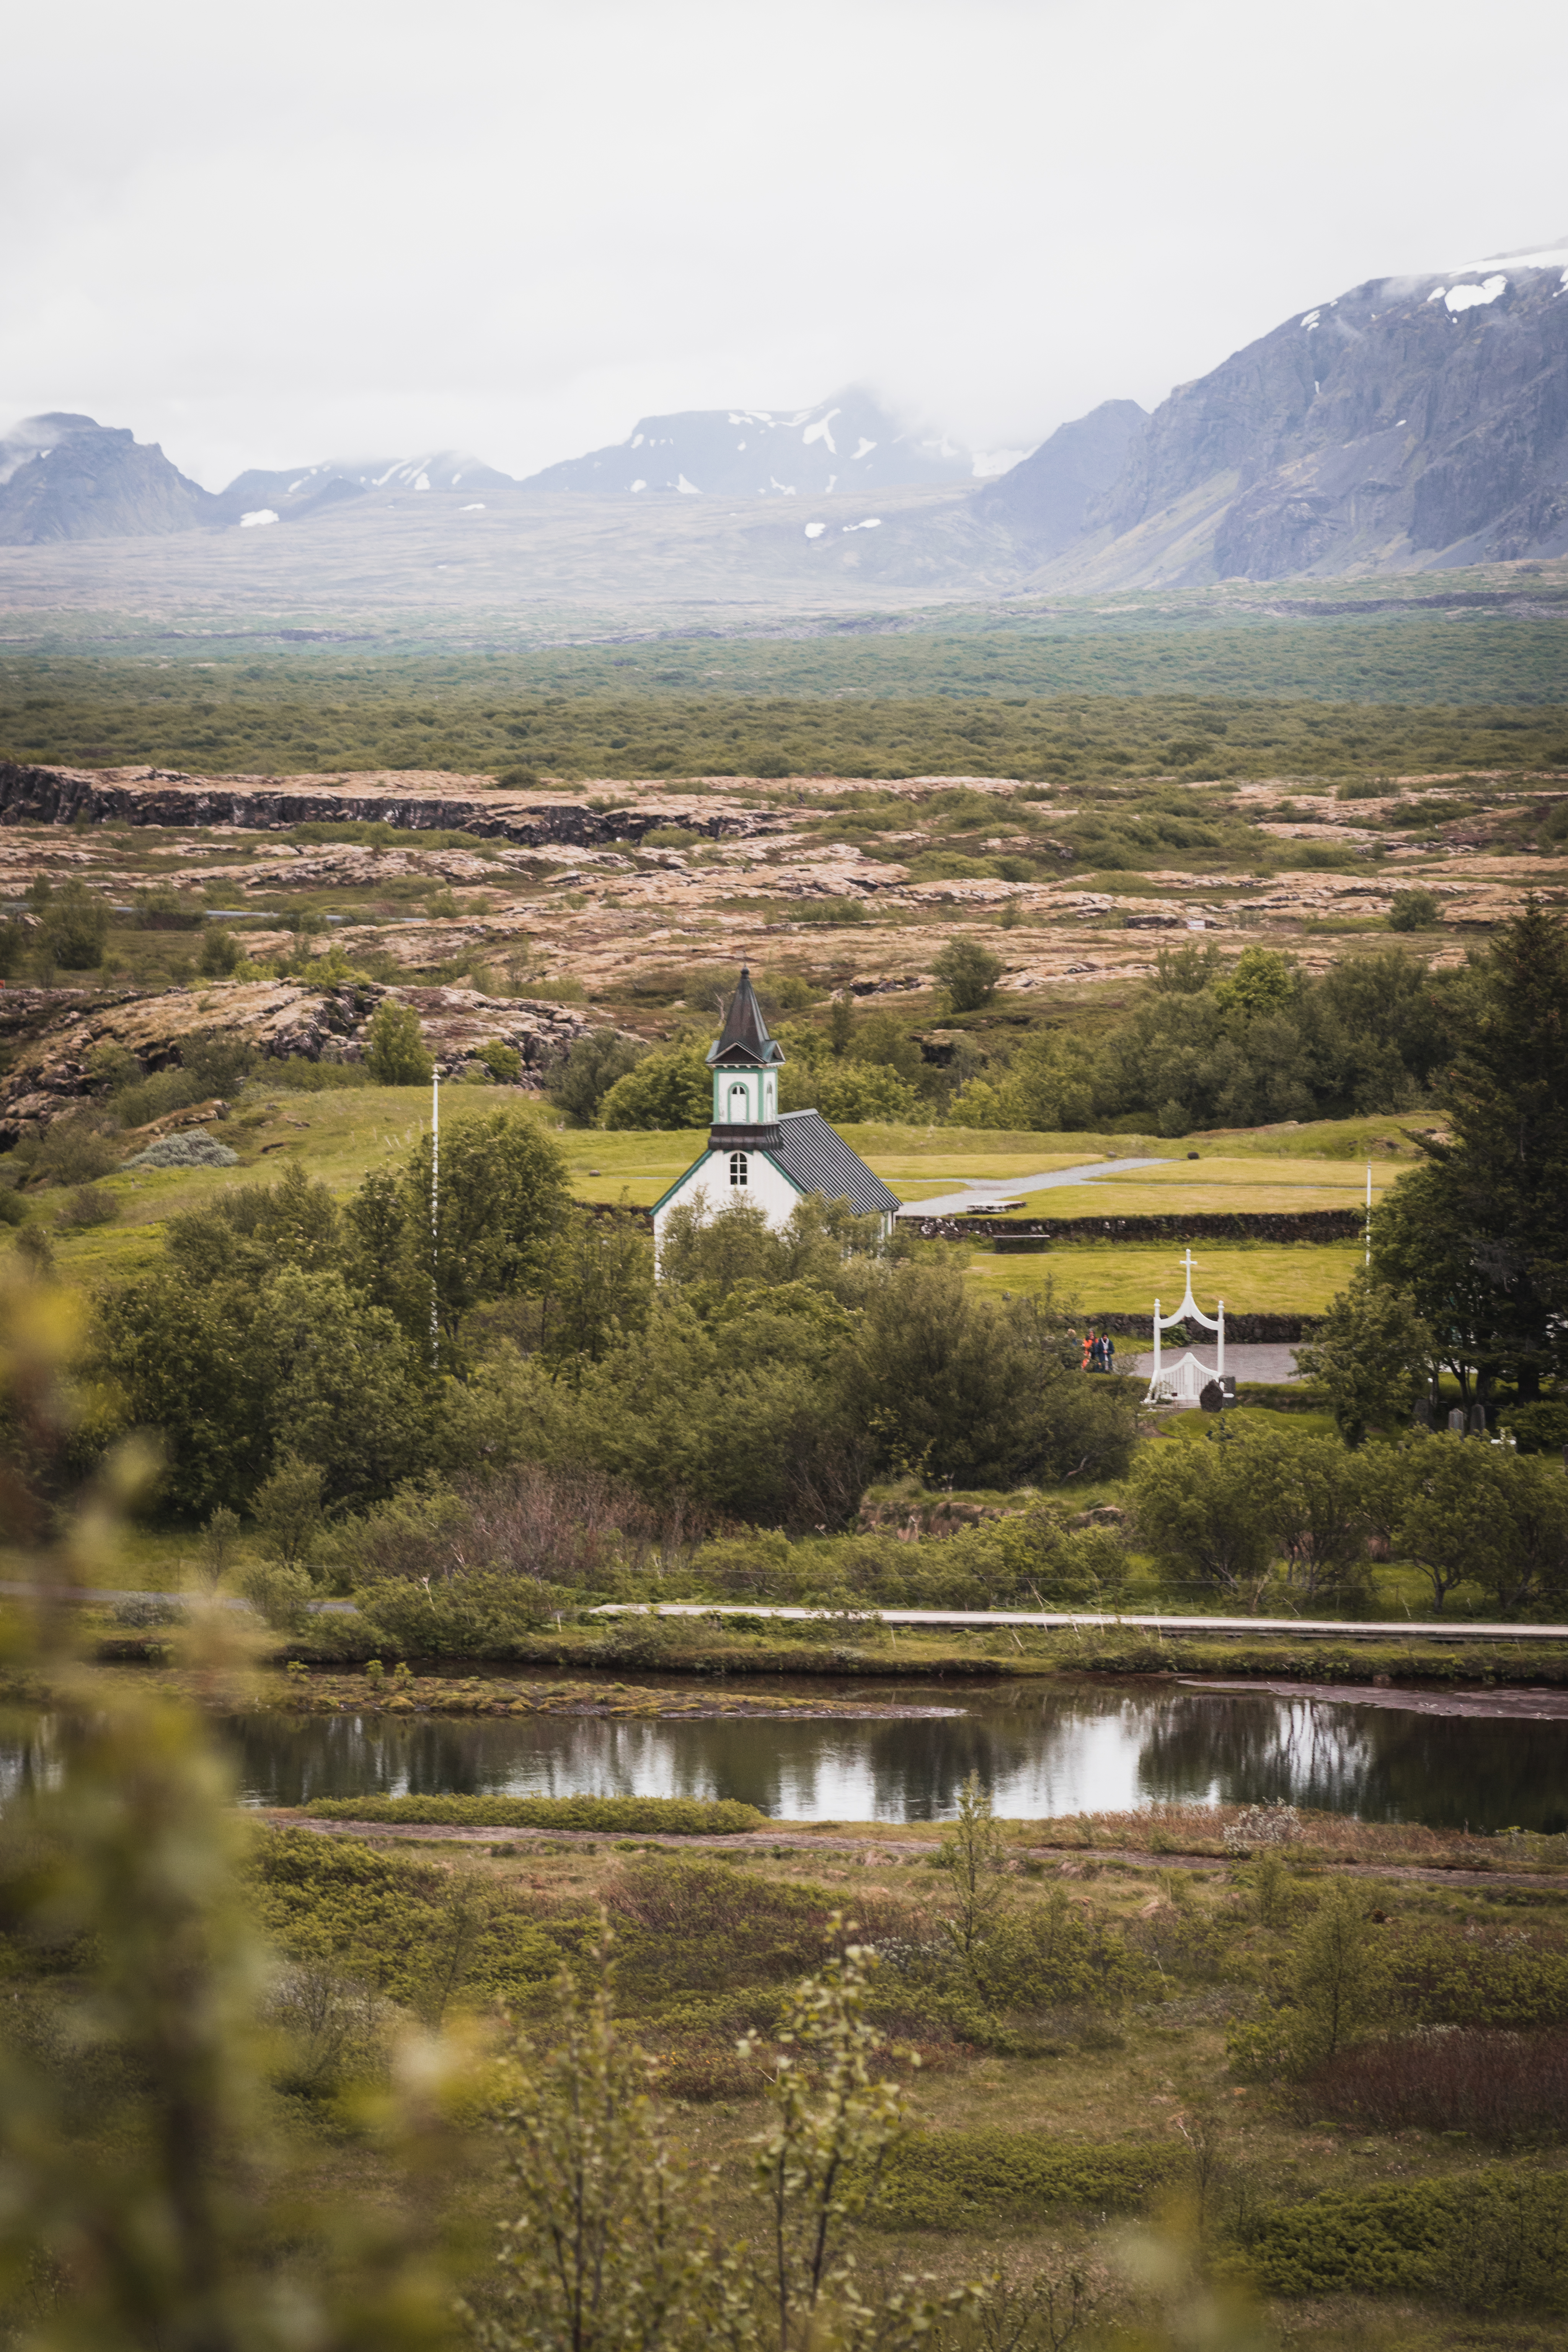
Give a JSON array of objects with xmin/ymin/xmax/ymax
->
[
  {"xmin": 729, "ymin": 1152, "xmax": 748, "ymax": 1188},
  {"xmin": 729, "ymin": 1081, "xmax": 749, "ymax": 1118}
]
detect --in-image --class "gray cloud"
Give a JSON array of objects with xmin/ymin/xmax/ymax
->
[{"xmin": 3, "ymin": 0, "xmax": 1565, "ymax": 489}]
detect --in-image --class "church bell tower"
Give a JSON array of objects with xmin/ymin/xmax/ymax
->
[{"xmin": 706, "ymin": 966, "xmax": 784, "ymax": 1147}]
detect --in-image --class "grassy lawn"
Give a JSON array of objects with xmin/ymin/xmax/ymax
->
[
  {"xmin": 18, "ymin": 1100, "xmax": 1389, "ymax": 1317},
  {"xmin": 962, "ymin": 1240, "xmax": 1361, "ymax": 1316}
]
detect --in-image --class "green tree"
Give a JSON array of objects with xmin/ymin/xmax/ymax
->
[
  {"xmin": 1286, "ymin": 1879, "xmax": 1388, "ymax": 2068},
  {"xmin": 1295, "ymin": 1268, "xmax": 1434, "ymax": 1446},
  {"xmin": 1212, "ymin": 947, "xmax": 1296, "ymax": 1018},
  {"xmin": 468, "ymin": 1946, "xmax": 710, "ymax": 2352},
  {"xmin": 934, "ymin": 938, "xmax": 1004, "ymax": 1014},
  {"xmin": 938, "ymin": 1772, "xmax": 1012, "ymax": 1975},
  {"xmin": 1247, "ymin": 1428, "xmax": 1372, "ymax": 1604},
  {"xmin": 956, "ymin": 1032, "xmax": 1096, "ymax": 1133},
  {"xmin": 0, "ymin": 1280, "xmax": 455, "ymax": 2352},
  {"xmin": 782, "ymin": 1058, "xmax": 916, "ymax": 1123},
  {"xmin": 535, "ymin": 1207, "xmax": 655, "ymax": 1379},
  {"xmin": 1131, "ymin": 1433, "xmax": 1275, "ymax": 1598},
  {"xmin": 365, "ymin": 999, "xmax": 435, "ymax": 1086},
  {"xmin": 409, "ymin": 1107, "xmax": 569, "ymax": 1348},
  {"xmin": 549, "ymin": 1028, "xmax": 648, "ymax": 1125},
  {"xmin": 599, "ymin": 1046, "xmax": 712, "ymax": 1131},
  {"xmin": 1411, "ymin": 901, "xmax": 1568, "ymax": 1398},
  {"xmin": 253, "ymin": 1450, "xmax": 327, "ymax": 1575},
  {"xmin": 1398, "ymin": 1435, "xmax": 1568, "ymax": 1615}
]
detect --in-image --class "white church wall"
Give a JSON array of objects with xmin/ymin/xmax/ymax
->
[{"xmin": 652, "ymin": 1150, "xmax": 803, "ymax": 1262}]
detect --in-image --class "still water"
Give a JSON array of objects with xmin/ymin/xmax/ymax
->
[{"xmin": 5, "ymin": 1679, "xmax": 1565, "ymax": 1831}]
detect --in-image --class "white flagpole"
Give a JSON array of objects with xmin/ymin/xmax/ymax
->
[
  {"xmin": 1365, "ymin": 1161, "xmax": 1372, "ymax": 1268},
  {"xmin": 430, "ymin": 1068, "xmax": 441, "ymax": 1367}
]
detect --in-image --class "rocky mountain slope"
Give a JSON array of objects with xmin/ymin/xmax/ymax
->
[
  {"xmin": 972, "ymin": 400, "xmax": 1147, "ymax": 558},
  {"xmin": 982, "ymin": 241, "xmax": 1568, "ymax": 585},
  {"xmin": 517, "ymin": 387, "xmax": 975, "ymax": 497},
  {"xmin": 0, "ymin": 414, "xmax": 219, "ymax": 544}
]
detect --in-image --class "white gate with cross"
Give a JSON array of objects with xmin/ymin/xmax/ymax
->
[{"xmin": 1146, "ymin": 1248, "xmax": 1226, "ymax": 1405}]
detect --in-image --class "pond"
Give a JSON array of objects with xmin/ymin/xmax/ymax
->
[{"xmin": 7, "ymin": 1676, "xmax": 1558, "ymax": 1831}]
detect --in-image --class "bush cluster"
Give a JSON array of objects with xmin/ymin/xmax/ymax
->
[{"xmin": 303, "ymin": 1795, "xmax": 767, "ymax": 1834}]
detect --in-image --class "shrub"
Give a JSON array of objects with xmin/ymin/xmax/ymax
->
[
  {"xmin": 871, "ymin": 2130, "xmax": 1179, "ymax": 2230},
  {"xmin": 790, "ymin": 898, "xmax": 866, "ymax": 925},
  {"xmin": 364, "ymin": 999, "xmax": 434, "ymax": 1085},
  {"xmin": 249, "ymin": 1829, "xmax": 562, "ymax": 2017},
  {"xmin": 1389, "ymin": 887, "xmax": 1442, "ymax": 930},
  {"xmin": 199, "ymin": 926, "xmax": 243, "ymax": 976},
  {"xmin": 55, "ymin": 1184, "xmax": 118, "ymax": 1228},
  {"xmin": 111, "ymin": 1597, "xmax": 185, "ymax": 1628},
  {"xmin": 126, "ymin": 1133, "xmax": 240, "ymax": 1170},
  {"xmin": 237, "ymin": 1558, "xmax": 317, "ymax": 1634},
  {"xmin": 1309, "ymin": 2026, "xmax": 1568, "ymax": 2145},
  {"xmin": 351, "ymin": 1570, "xmax": 577, "ymax": 1654},
  {"xmin": 303, "ymin": 1795, "xmax": 767, "ymax": 1835},
  {"xmin": 1248, "ymin": 2171, "xmax": 1568, "ymax": 2311},
  {"xmin": 476, "ymin": 1038, "xmax": 522, "ymax": 1084},
  {"xmin": 1501, "ymin": 1399, "xmax": 1568, "ymax": 1456},
  {"xmin": 933, "ymin": 939, "xmax": 1004, "ymax": 1013},
  {"xmin": 30, "ymin": 1114, "xmax": 122, "ymax": 1188},
  {"xmin": 44, "ymin": 879, "xmax": 109, "ymax": 968}
]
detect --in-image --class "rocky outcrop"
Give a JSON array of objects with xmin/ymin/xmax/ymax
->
[
  {"xmin": 0, "ymin": 980, "xmax": 608, "ymax": 1146},
  {"xmin": 0, "ymin": 762, "xmax": 783, "ymax": 847},
  {"xmin": 0, "ymin": 415, "xmax": 220, "ymax": 544}
]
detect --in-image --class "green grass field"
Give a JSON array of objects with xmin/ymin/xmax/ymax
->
[{"xmin": 19, "ymin": 1087, "xmax": 1400, "ymax": 1325}]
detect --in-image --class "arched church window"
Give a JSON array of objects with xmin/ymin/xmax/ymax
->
[
  {"xmin": 729, "ymin": 1152, "xmax": 748, "ymax": 1188},
  {"xmin": 728, "ymin": 1081, "xmax": 749, "ymax": 1118}
]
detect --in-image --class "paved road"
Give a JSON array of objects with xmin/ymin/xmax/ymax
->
[
  {"xmin": 591, "ymin": 1603, "xmax": 1568, "ymax": 1644},
  {"xmin": 1125, "ymin": 1342, "xmax": 1304, "ymax": 1384},
  {"xmin": 897, "ymin": 1157, "xmax": 1171, "ymax": 1219},
  {"xmin": 15, "ymin": 1585, "xmax": 1559, "ymax": 1647}
]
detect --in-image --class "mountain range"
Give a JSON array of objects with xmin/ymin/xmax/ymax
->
[
  {"xmin": 515, "ymin": 387, "xmax": 976, "ymax": 497},
  {"xmin": 3, "ymin": 240, "xmax": 1565, "ymax": 584}
]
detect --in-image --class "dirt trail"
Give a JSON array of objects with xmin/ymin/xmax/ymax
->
[{"xmin": 263, "ymin": 1812, "xmax": 1567, "ymax": 1893}]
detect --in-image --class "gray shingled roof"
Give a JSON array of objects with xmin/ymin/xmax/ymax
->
[{"xmin": 769, "ymin": 1110, "xmax": 900, "ymax": 1216}]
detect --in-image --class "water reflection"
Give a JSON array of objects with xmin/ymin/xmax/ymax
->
[
  {"xmin": 204, "ymin": 1679, "xmax": 1568, "ymax": 1832},
  {"xmin": 5, "ymin": 1683, "xmax": 1565, "ymax": 1831}
]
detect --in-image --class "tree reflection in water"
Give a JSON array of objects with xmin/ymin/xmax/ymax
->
[
  {"xmin": 1137, "ymin": 1692, "xmax": 1568, "ymax": 1832},
  {"xmin": 6, "ymin": 1680, "xmax": 1565, "ymax": 1832}
]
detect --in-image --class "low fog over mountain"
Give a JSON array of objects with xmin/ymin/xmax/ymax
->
[
  {"xmin": 5, "ymin": 241, "xmax": 1566, "ymax": 585},
  {"xmin": 517, "ymin": 388, "xmax": 977, "ymax": 497}
]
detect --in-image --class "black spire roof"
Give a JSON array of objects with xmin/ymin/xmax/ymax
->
[{"xmin": 705, "ymin": 966, "xmax": 785, "ymax": 1067}]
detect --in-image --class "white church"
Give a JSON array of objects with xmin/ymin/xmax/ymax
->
[{"xmin": 651, "ymin": 967, "xmax": 901, "ymax": 1251}]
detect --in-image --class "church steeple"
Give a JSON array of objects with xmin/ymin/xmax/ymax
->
[{"xmin": 705, "ymin": 966, "xmax": 785, "ymax": 1140}]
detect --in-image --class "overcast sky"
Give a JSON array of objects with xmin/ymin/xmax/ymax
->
[{"xmin": 4, "ymin": 0, "xmax": 1565, "ymax": 490}]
